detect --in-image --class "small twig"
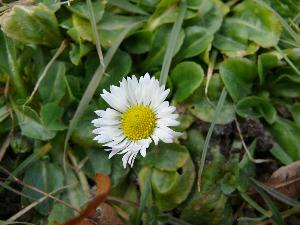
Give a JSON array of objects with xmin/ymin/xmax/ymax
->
[
  {"xmin": 108, "ymin": 195, "xmax": 139, "ymax": 208},
  {"xmin": 68, "ymin": 150, "xmax": 90, "ymax": 198},
  {"xmin": 23, "ymin": 39, "xmax": 68, "ymax": 106},
  {"xmin": 235, "ymin": 119, "xmax": 272, "ymax": 164},
  {"xmin": 77, "ymin": 155, "xmax": 90, "ymax": 171},
  {"xmin": 0, "ymin": 165, "xmax": 81, "ymax": 213},
  {"xmin": 8, "ymin": 184, "xmax": 75, "ymax": 221}
]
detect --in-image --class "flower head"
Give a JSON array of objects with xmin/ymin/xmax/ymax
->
[{"xmin": 92, "ymin": 73, "xmax": 181, "ymax": 168}]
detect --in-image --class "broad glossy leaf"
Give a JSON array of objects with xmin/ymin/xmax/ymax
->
[
  {"xmin": 220, "ymin": 57, "xmax": 257, "ymax": 102},
  {"xmin": 151, "ymin": 154, "xmax": 195, "ymax": 211},
  {"xmin": 40, "ymin": 102, "xmax": 67, "ymax": 131},
  {"xmin": 236, "ymin": 96, "xmax": 277, "ymax": 124},
  {"xmin": 39, "ymin": 62, "xmax": 66, "ymax": 103},
  {"xmin": 214, "ymin": 0, "xmax": 281, "ymax": 56},
  {"xmin": 0, "ymin": 4, "xmax": 62, "ymax": 47},
  {"xmin": 139, "ymin": 143, "xmax": 189, "ymax": 171},
  {"xmin": 170, "ymin": 61, "xmax": 204, "ymax": 103},
  {"xmin": 177, "ymin": 26, "xmax": 213, "ymax": 60},
  {"xmin": 12, "ymin": 104, "xmax": 55, "ymax": 141},
  {"xmin": 22, "ymin": 159, "xmax": 64, "ymax": 215},
  {"xmin": 142, "ymin": 25, "xmax": 185, "ymax": 69}
]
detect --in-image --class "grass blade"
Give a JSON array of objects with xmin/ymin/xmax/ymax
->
[
  {"xmin": 252, "ymin": 178, "xmax": 285, "ymax": 225},
  {"xmin": 275, "ymin": 45, "xmax": 300, "ymax": 77},
  {"xmin": 86, "ymin": 0, "xmax": 104, "ymax": 67},
  {"xmin": 252, "ymin": 179, "xmax": 298, "ymax": 207},
  {"xmin": 239, "ymin": 192, "xmax": 271, "ymax": 217},
  {"xmin": 197, "ymin": 88, "xmax": 227, "ymax": 192},
  {"xmin": 159, "ymin": 0, "xmax": 186, "ymax": 86}
]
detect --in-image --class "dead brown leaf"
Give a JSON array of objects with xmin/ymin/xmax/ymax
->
[
  {"xmin": 265, "ymin": 160, "xmax": 300, "ymax": 197},
  {"xmin": 54, "ymin": 173, "xmax": 124, "ymax": 225}
]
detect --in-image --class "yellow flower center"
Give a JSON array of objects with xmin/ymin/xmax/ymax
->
[{"xmin": 121, "ymin": 105, "xmax": 156, "ymax": 140}]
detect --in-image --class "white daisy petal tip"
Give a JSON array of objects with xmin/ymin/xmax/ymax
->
[{"xmin": 92, "ymin": 73, "xmax": 181, "ymax": 168}]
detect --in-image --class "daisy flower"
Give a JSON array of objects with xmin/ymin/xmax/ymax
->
[{"xmin": 92, "ymin": 73, "xmax": 181, "ymax": 168}]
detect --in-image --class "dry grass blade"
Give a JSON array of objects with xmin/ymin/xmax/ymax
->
[
  {"xmin": 0, "ymin": 165, "xmax": 81, "ymax": 213},
  {"xmin": 235, "ymin": 119, "xmax": 272, "ymax": 163},
  {"xmin": 23, "ymin": 39, "xmax": 68, "ymax": 106},
  {"xmin": 8, "ymin": 184, "xmax": 75, "ymax": 221}
]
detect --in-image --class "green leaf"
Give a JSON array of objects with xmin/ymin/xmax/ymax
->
[
  {"xmin": 220, "ymin": 57, "xmax": 257, "ymax": 102},
  {"xmin": 188, "ymin": 94, "xmax": 235, "ymax": 124},
  {"xmin": 151, "ymin": 153, "xmax": 195, "ymax": 211},
  {"xmin": 184, "ymin": 129, "xmax": 205, "ymax": 158},
  {"xmin": 108, "ymin": 0, "xmax": 149, "ymax": 15},
  {"xmin": 270, "ymin": 143, "xmax": 294, "ymax": 165},
  {"xmin": 39, "ymin": 62, "xmax": 66, "ymax": 103},
  {"xmin": 181, "ymin": 188, "xmax": 230, "ymax": 225},
  {"xmin": 268, "ymin": 118, "xmax": 300, "ymax": 161},
  {"xmin": 11, "ymin": 103, "xmax": 55, "ymax": 141},
  {"xmin": 83, "ymin": 148, "xmax": 111, "ymax": 178},
  {"xmin": 257, "ymin": 51, "xmax": 282, "ymax": 85},
  {"xmin": 124, "ymin": 30, "xmax": 153, "ymax": 54},
  {"xmin": 171, "ymin": 61, "xmax": 204, "ymax": 103},
  {"xmin": 139, "ymin": 143, "xmax": 189, "ymax": 171},
  {"xmin": 251, "ymin": 178, "xmax": 285, "ymax": 225},
  {"xmin": 0, "ymin": 32, "xmax": 26, "ymax": 97},
  {"xmin": 177, "ymin": 26, "xmax": 213, "ymax": 60},
  {"xmin": 0, "ymin": 4, "xmax": 62, "ymax": 47},
  {"xmin": 22, "ymin": 159, "xmax": 64, "ymax": 215},
  {"xmin": 111, "ymin": 156, "xmax": 130, "ymax": 188},
  {"xmin": 214, "ymin": 0, "xmax": 281, "ymax": 56},
  {"xmin": 236, "ymin": 96, "xmax": 277, "ymax": 124},
  {"xmin": 142, "ymin": 25, "xmax": 185, "ymax": 70},
  {"xmin": 47, "ymin": 168, "xmax": 87, "ymax": 224},
  {"xmin": 291, "ymin": 103, "xmax": 300, "ymax": 126},
  {"xmin": 98, "ymin": 13, "xmax": 146, "ymax": 48},
  {"xmin": 67, "ymin": 0, "xmax": 105, "ymax": 23},
  {"xmin": 40, "ymin": 102, "xmax": 67, "ymax": 131},
  {"xmin": 70, "ymin": 105, "xmax": 98, "ymax": 148}
]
